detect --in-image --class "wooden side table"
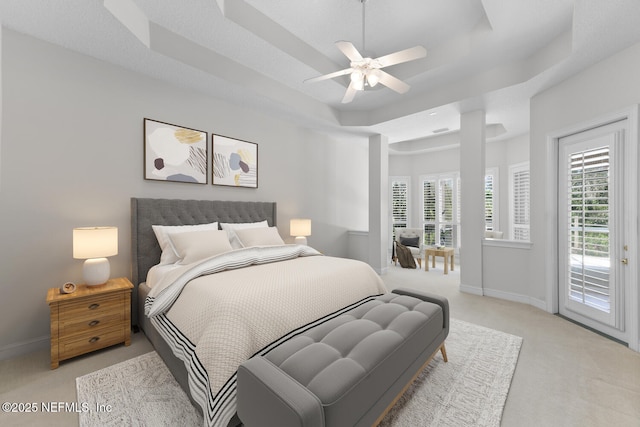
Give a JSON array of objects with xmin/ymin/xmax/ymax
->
[
  {"xmin": 46, "ymin": 277, "xmax": 133, "ymax": 369},
  {"xmin": 424, "ymin": 247, "xmax": 455, "ymax": 274}
]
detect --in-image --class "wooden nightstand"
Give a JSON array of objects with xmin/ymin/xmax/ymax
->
[{"xmin": 46, "ymin": 277, "xmax": 133, "ymax": 369}]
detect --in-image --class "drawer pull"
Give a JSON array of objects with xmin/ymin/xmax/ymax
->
[
  {"xmin": 88, "ymin": 303, "xmax": 100, "ymax": 310},
  {"xmin": 88, "ymin": 336, "xmax": 100, "ymax": 344},
  {"xmin": 88, "ymin": 320, "xmax": 100, "ymax": 327}
]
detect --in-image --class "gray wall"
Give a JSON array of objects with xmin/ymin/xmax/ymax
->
[{"xmin": 0, "ymin": 30, "xmax": 369, "ymax": 358}]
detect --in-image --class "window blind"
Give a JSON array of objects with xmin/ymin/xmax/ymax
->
[
  {"xmin": 567, "ymin": 147, "xmax": 610, "ymax": 312},
  {"xmin": 391, "ymin": 179, "xmax": 409, "ymax": 232},
  {"xmin": 510, "ymin": 163, "xmax": 530, "ymax": 241}
]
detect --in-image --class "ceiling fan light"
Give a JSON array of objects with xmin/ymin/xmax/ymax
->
[
  {"xmin": 367, "ymin": 69, "xmax": 381, "ymax": 87},
  {"xmin": 351, "ymin": 70, "xmax": 365, "ymax": 91}
]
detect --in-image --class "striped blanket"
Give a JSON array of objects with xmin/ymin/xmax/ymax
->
[{"xmin": 145, "ymin": 245, "xmax": 386, "ymax": 427}]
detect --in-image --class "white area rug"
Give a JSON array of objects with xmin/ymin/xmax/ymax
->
[
  {"xmin": 379, "ymin": 319, "xmax": 523, "ymax": 427},
  {"xmin": 76, "ymin": 351, "xmax": 203, "ymax": 427},
  {"xmin": 77, "ymin": 319, "xmax": 522, "ymax": 427}
]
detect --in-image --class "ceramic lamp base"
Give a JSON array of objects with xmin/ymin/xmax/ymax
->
[
  {"xmin": 83, "ymin": 257, "xmax": 110, "ymax": 286},
  {"xmin": 294, "ymin": 236, "xmax": 308, "ymax": 246}
]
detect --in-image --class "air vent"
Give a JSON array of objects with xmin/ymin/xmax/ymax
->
[{"xmin": 432, "ymin": 128, "xmax": 450, "ymax": 134}]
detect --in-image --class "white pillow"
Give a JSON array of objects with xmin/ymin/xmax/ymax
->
[
  {"xmin": 235, "ymin": 226, "xmax": 284, "ymax": 247},
  {"xmin": 220, "ymin": 220, "xmax": 269, "ymax": 249},
  {"xmin": 152, "ymin": 222, "xmax": 219, "ymax": 264},
  {"xmin": 169, "ymin": 229, "xmax": 233, "ymax": 264}
]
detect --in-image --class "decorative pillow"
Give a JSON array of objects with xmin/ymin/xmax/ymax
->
[
  {"xmin": 235, "ymin": 227, "xmax": 284, "ymax": 247},
  {"xmin": 169, "ymin": 229, "xmax": 233, "ymax": 264},
  {"xmin": 400, "ymin": 236, "xmax": 420, "ymax": 248},
  {"xmin": 220, "ymin": 220, "xmax": 269, "ymax": 249},
  {"xmin": 152, "ymin": 222, "xmax": 219, "ymax": 264}
]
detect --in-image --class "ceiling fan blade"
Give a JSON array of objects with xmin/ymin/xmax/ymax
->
[
  {"xmin": 304, "ymin": 68, "xmax": 354, "ymax": 84},
  {"xmin": 342, "ymin": 81, "xmax": 358, "ymax": 103},
  {"xmin": 377, "ymin": 70, "xmax": 410, "ymax": 94},
  {"xmin": 375, "ymin": 46, "xmax": 427, "ymax": 68},
  {"xmin": 335, "ymin": 41, "xmax": 363, "ymax": 62}
]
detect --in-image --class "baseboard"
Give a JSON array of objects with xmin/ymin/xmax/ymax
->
[
  {"xmin": 483, "ymin": 288, "xmax": 548, "ymax": 311},
  {"xmin": 0, "ymin": 335, "xmax": 49, "ymax": 361},
  {"xmin": 529, "ymin": 297, "xmax": 548, "ymax": 312},
  {"xmin": 460, "ymin": 285, "xmax": 549, "ymax": 312},
  {"xmin": 459, "ymin": 284, "xmax": 483, "ymax": 296}
]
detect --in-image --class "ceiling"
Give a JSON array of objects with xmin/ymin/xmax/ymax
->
[{"xmin": 2, "ymin": 0, "xmax": 640, "ymax": 149}]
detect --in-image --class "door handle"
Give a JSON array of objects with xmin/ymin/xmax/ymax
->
[{"xmin": 621, "ymin": 258, "xmax": 628, "ymax": 265}]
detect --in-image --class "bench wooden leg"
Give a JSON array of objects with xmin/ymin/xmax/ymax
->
[
  {"xmin": 440, "ymin": 343, "xmax": 448, "ymax": 362},
  {"xmin": 372, "ymin": 340, "xmax": 448, "ymax": 426}
]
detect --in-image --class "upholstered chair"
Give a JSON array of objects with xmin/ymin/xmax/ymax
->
[{"xmin": 393, "ymin": 227, "xmax": 423, "ymax": 268}]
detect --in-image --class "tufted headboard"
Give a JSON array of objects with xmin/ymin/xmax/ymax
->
[{"xmin": 130, "ymin": 198, "xmax": 277, "ymax": 323}]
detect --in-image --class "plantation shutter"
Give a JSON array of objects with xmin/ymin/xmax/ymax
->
[
  {"xmin": 485, "ymin": 174, "xmax": 495, "ymax": 231},
  {"xmin": 439, "ymin": 178, "xmax": 454, "ymax": 247},
  {"xmin": 510, "ymin": 164, "xmax": 530, "ymax": 240},
  {"xmin": 391, "ymin": 179, "xmax": 409, "ymax": 230},
  {"xmin": 568, "ymin": 146, "xmax": 611, "ymax": 311},
  {"xmin": 423, "ymin": 179, "xmax": 436, "ymax": 245}
]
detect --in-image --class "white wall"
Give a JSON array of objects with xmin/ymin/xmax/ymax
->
[
  {"xmin": 0, "ymin": 29, "xmax": 370, "ymax": 358},
  {"xmin": 530, "ymin": 39, "xmax": 640, "ymax": 308},
  {"xmin": 529, "ymin": 39, "xmax": 640, "ymax": 353}
]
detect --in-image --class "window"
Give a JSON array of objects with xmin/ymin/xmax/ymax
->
[
  {"xmin": 509, "ymin": 162, "xmax": 530, "ymax": 241},
  {"xmin": 390, "ymin": 177, "xmax": 409, "ymax": 232},
  {"xmin": 485, "ymin": 168, "xmax": 499, "ymax": 231},
  {"xmin": 421, "ymin": 173, "xmax": 460, "ymax": 249}
]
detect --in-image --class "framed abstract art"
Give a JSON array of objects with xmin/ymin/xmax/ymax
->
[
  {"xmin": 143, "ymin": 118, "xmax": 208, "ymax": 184},
  {"xmin": 212, "ymin": 134, "xmax": 258, "ymax": 188}
]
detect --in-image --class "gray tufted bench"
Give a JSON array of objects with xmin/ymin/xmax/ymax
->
[{"xmin": 237, "ymin": 288, "xmax": 449, "ymax": 427}]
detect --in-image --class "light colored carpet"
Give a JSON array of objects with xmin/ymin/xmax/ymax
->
[
  {"xmin": 76, "ymin": 319, "xmax": 522, "ymax": 427},
  {"xmin": 76, "ymin": 351, "xmax": 203, "ymax": 427}
]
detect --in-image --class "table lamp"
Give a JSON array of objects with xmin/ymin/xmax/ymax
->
[
  {"xmin": 290, "ymin": 219, "xmax": 311, "ymax": 245},
  {"xmin": 73, "ymin": 227, "xmax": 118, "ymax": 286}
]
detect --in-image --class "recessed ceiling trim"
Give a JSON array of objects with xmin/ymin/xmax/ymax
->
[
  {"xmin": 339, "ymin": 29, "xmax": 572, "ymax": 127},
  {"xmin": 216, "ymin": 0, "xmax": 344, "ymax": 76},
  {"xmin": 103, "ymin": 0, "xmax": 149, "ymax": 48},
  {"xmin": 105, "ymin": 0, "xmax": 340, "ymax": 125}
]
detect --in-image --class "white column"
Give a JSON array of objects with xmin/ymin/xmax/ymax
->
[
  {"xmin": 459, "ymin": 110, "xmax": 486, "ymax": 294},
  {"xmin": 369, "ymin": 134, "xmax": 389, "ymax": 275}
]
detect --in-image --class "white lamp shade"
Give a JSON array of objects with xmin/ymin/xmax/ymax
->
[
  {"xmin": 290, "ymin": 219, "xmax": 311, "ymax": 237},
  {"xmin": 73, "ymin": 227, "xmax": 118, "ymax": 259},
  {"xmin": 366, "ymin": 69, "xmax": 381, "ymax": 87}
]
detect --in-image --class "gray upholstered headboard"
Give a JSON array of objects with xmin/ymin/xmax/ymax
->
[{"xmin": 130, "ymin": 198, "xmax": 277, "ymax": 323}]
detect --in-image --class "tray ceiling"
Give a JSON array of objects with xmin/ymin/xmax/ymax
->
[{"xmin": 2, "ymin": 0, "xmax": 640, "ymax": 145}]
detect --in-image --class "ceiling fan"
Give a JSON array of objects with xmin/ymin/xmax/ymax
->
[{"xmin": 305, "ymin": 0, "xmax": 427, "ymax": 103}]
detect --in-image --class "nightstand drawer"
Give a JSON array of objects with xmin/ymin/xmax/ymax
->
[
  {"xmin": 58, "ymin": 325, "xmax": 125, "ymax": 361},
  {"xmin": 58, "ymin": 293, "xmax": 124, "ymax": 322},
  {"xmin": 59, "ymin": 311, "xmax": 125, "ymax": 336}
]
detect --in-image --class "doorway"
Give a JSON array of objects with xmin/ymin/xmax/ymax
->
[{"xmin": 555, "ymin": 116, "xmax": 637, "ymax": 345}]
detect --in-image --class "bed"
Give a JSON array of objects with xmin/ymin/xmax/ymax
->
[{"xmin": 130, "ymin": 198, "xmax": 387, "ymax": 427}]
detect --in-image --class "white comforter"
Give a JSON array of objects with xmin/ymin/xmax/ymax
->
[{"xmin": 145, "ymin": 245, "xmax": 386, "ymax": 427}]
